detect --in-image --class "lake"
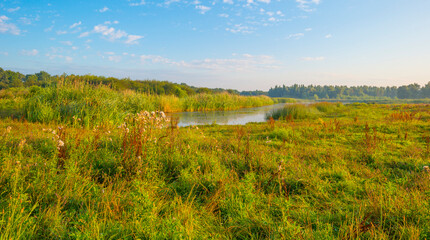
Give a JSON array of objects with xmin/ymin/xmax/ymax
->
[{"xmin": 167, "ymin": 103, "xmax": 287, "ymax": 127}]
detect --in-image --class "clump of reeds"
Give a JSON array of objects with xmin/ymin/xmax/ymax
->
[
  {"xmin": 267, "ymin": 104, "xmax": 320, "ymax": 120},
  {"xmin": 266, "ymin": 102, "xmax": 344, "ymax": 121}
]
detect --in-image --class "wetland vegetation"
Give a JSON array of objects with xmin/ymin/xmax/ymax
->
[{"xmin": 1, "ymin": 69, "xmax": 430, "ymax": 239}]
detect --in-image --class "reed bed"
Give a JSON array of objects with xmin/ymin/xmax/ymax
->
[{"xmin": 0, "ymin": 83, "xmax": 273, "ymax": 128}]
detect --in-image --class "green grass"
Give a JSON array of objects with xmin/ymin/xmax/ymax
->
[
  {"xmin": 1, "ymin": 95, "xmax": 430, "ymax": 238},
  {"xmin": 0, "ymin": 83, "xmax": 274, "ymax": 128},
  {"xmin": 267, "ymin": 102, "xmax": 346, "ymax": 121}
]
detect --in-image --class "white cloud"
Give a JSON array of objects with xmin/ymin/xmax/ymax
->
[
  {"xmin": 99, "ymin": 6, "xmax": 109, "ymax": 13},
  {"xmin": 44, "ymin": 25, "xmax": 54, "ymax": 32},
  {"xmin": 226, "ymin": 24, "xmax": 253, "ymax": 34},
  {"xmin": 125, "ymin": 35, "xmax": 144, "ymax": 44},
  {"xmin": 195, "ymin": 5, "xmax": 211, "ymax": 14},
  {"xmin": 21, "ymin": 49, "xmax": 39, "ymax": 56},
  {"xmin": 19, "ymin": 17, "xmax": 32, "ymax": 25},
  {"xmin": 223, "ymin": 0, "xmax": 233, "ymax": 4},
  {"xmin": 104, "ymin": 20, "xmax": 119, "ymax": 25},
  {"xmin": 219, "ymin": 13, "xmax": 229, "ymax": 18},
  {"xmin": 108, "ymin": 55, "xmax": 122, "ymax": 62},
  {"xmin": 70, "ymin": 21, "xmax": 82, "ymax": 29},
  {"xmin": 60, "ymin": 41, "xmax": 73, "ymax": 46},
  {"xmin": 0, "ymin": 51, "xmax": 8, "ymax": 56},
  {"xmin": 325, "ymin": 34, "xmax": 332, "ymax": 38},
  {"xmin": 286, "ymin": 33, "xmax": 304, "ymax": 39},
  {"xmin": 305, "ymin": 28, "xmax": 312, "ymax": 31},
  {"xmin": 140, "ymin": 54, "xmax": 279, "ymax": 71},
  {"xmin": 301, "ymin": 56, "xmax": 325, "ymax": 61},
  {"xmin": 92, "ymin": 24, "xmax": 143, "ymax": 44},
  {"xmin": 0, "ymin": 15, "xmax": 20, "ymax": 35},
  {"xmin": 7, "ymin": 7, "xmax": 21, "ymax": 12},
  {"xmin": 162, "ymin": 0, "xmax": 181, "ymax": 6},
  {"xmin": 296, "ymin": 0, "xmax": 321, "ymax": 12},
  {"xmin": 56, "ymin": 30, "xmax": 67, "ymax": 35},
  {"xmin": 141, "ymin": 55, "xmax": 173, "ymax": 64},
  {"xmin": 79, "ymin": 31, "xmax": 89, "ymax": 38},
  {"xmin": 130, "ymin": 0, "xmax": 146, "ymax": 6},
  {"xmin": 46, "ymin": 53, "xmax": 73, "ymax": 62},
  {"xmin": 93, "ymin": 24, "xmax": 127, "ymax": 41}
]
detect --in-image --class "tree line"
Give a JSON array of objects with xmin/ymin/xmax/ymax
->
[
  {"xmin": 2, "ymin": 67, "xmax": 429, "ymax": 99},
  {"xmin": 243, "ymin": 83, "xmax": 430, "ymax": 99},
  {"xmin": 0, "ymin": 68, "xmax": 238, "ymax": 97}
]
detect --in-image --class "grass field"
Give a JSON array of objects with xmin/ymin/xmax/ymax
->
[{"xmin": 1, "ymin": 101, "xmax": 430, "ymax": 239}]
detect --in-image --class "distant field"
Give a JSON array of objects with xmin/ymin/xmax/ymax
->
[{"xmin": 1, "ymin": 102, "xmax": 430, "ymax": 239}]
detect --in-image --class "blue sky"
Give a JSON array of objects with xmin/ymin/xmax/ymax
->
[{"xmin": 0, "ymin": 0, "xmax": 429, "ymax": 90}]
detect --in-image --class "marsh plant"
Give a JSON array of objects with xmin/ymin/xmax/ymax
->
[{"xmin": 1, "ymin": 96, "xmax": 430, "ymax": 239}]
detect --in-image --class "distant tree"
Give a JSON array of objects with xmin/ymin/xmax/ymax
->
[
  {"xmin": 397, "ymin": 86, "xmax": 410, "ymax": 99},
  {"xmin": 422, "ymin": 82, "xmax": 430, "ymax": 98},
  {"xmin": 36, "ymin": 71, "xmax": 52, "ymax": 87},
  {"xmin": 24, "ymin": 74, "xmax": 38, "ymax": 87},
  {"xmin": 408, "ymin": 83, "xmax": 421, "ymax": 98},
  {"xmin": 197, "ymin": 88, "xmax": 212, "ymax": 94}
]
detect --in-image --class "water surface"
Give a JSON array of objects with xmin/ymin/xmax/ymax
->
[{"xmin": 168, "ymin": 103, "xmax": 287, "ymax": 127}]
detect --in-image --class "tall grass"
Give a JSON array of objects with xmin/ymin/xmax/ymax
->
[
  {"xmin": 1, "ymin": 103, "xmax": 430, "ymax": 238},
  {"xmin": 267, "ymin": 102, "xmax": 344, "ymax": 120},
  {"xmin": 10, "ymin": 83, "xmax": 273, "ymax": 127}
]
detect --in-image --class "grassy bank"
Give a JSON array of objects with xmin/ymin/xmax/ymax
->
[
  {"xmin": 0, "ymin": 84, "xmax": 273, "ymax": 128},
  {"xmin": 1, "ymin": 103, "xmax": 430, "ymax": 239}
]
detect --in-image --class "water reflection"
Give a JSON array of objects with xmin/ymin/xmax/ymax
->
[{"xmin": 168, "ymin": 103, "xmax": 287, "ymax": 127}]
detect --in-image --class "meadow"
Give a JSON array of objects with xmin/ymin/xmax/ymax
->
[{"xmin": 1, "ymin": 97, "xmax": 430, "ymax": 239}]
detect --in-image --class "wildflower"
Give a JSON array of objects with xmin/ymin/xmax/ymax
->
[
  {"xmin": 160, "ymin": 111, "xmax": 166, "ymax": 119},
  {"xmin": 58, "ymin": 140, "xmax": 65, "ymax": 147},
  {"xmin": 18, "ymin": 139, "xmax": 26, "ymax": 149},
  {"xmin": 6, "ymin": 126, "xmax": 12, "ymax": 133},
  {"xmin": 424, "ymin": 166, "xmax": 429, "ymax": 173}
]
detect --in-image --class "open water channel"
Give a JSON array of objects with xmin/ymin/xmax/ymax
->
[{"xmin": 167, "ymin": 103, "xmax": 288, "ymax": 127}]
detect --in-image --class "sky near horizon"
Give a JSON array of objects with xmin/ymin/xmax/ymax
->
[{"xmin": 0, "ymin": 0, "xmax": 429, "ymax": 91}]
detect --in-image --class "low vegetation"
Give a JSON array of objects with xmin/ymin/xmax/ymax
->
[
  {"xmin": 1, "ymin": 100, "xmax": 430, "ymax": 239},
  {"xmin": 267, "ymin": 102, "xmax": 344, "ymax": 120}
]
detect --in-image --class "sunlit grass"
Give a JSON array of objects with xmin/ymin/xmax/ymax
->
[{"xmin": 1, "ymin": 96, "xmax": 430, "ymax": 238}]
